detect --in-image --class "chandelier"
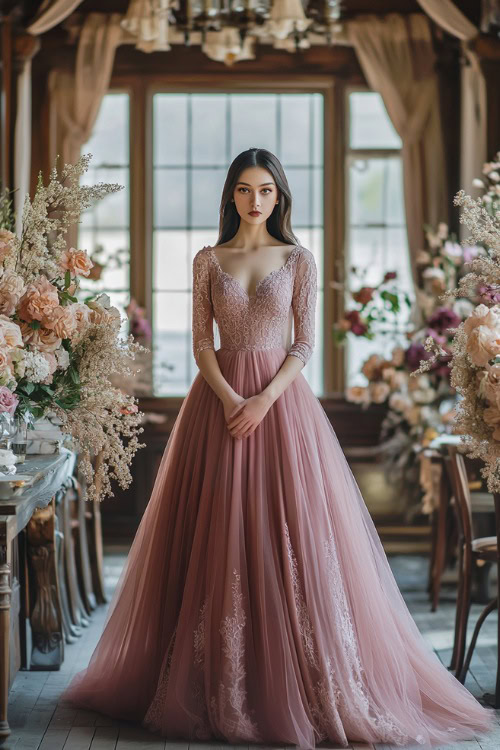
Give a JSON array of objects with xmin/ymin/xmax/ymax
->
[{"xmin": 121, "ymin": 0, "xmax": 344, "ymax": 64}]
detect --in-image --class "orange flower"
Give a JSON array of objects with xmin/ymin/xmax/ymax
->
[
  {"xmin": 42, "ymin": 305, "xmax": 77, "ymax": 340},
  {"xmin": 60, "ymin": 247, "xmax": 94, "ymax": 277},
  {"xmin": 18, "ymin": 276, "xmax": 59, "ymax": 323}
]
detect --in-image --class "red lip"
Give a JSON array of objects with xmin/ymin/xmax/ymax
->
[{"xmin": 249, "ymin": 211, "xmax": 261, "ymax": 216}]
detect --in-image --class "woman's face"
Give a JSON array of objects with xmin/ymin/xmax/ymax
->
[{"xmin": 232, "ymin": 166, "xmax": 279, "ymax": 225}]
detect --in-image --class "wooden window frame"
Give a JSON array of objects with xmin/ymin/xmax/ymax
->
[{"xmin": 110, "ymin": 72, "xmax": 347, "ymax": 398}]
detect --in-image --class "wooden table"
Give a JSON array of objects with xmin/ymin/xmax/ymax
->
[{"xmin": 0, "ymin": 448, "xmax": 76, "ymax": 744}]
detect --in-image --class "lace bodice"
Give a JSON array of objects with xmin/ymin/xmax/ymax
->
[{"xmin": 192, "ymin": 244, "xmax": 317, "ymax": 366}]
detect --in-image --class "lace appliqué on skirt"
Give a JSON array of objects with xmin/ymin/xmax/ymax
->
[{"xmin": 193, "ymin": 570, "xmax": 262, "ymax": 743}]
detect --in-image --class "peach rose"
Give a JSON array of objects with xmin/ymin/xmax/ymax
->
[
  {"xmin": 346, "ymin": 386, "xmax": 370, "ymax": 405},
  {"xmin": 391, "ymin": 346, "xmax": 406, "ymax": 367},
  {"xmin": 18, "ymin": 276, "xmax": 59, "ymax": 323},
  {"xmin": 88, "ymin": 305, "xmax": 121, "ymax": 327},
  {"xmin": 0, "ymin": 315, "xmax": 23, "ymax": 348},
  {"xmin": 24, "ymin": 326, "xmax": 62, "ymax": 353},
  {"xmin": 369, "ymin": 381, "xmax": 390, "ymax": 404},
  {"xmin": 466, "ymin": 325, "xmax": 500, "ymax": 367},
  {"xmin": 60, "ymin": 247, "xmax": 94, "ymax": 277},
  {"xmin": 0, "ymin": 270, "xmax": 26, "ymax": 315},
  {"xmin": 482, "ymin": 364, "xmax": 500, "ymax": 409},
  {"xmin": 0, "ymin": 229, "xmax": 16, "ymax": 263},
  {"xmin": 72, "ymin": 302, "xmax": 91, "ymax": 331},
  {"xmin": 361, "ymin": 354, "xmax": 386, "ymax": 381},
  {"xmin": 483, "ymin": 405, "xmax": 500, "ymax": 441},
  {"xmin": 0, "ymin": 347, "xmax": 13, "ymax": 378},
  {"xmin": 464, "ymin": 304, "xmax": 500, "ymax": 336},
  {"xmin": 42, "ymin": 305, "xmax": 77, "ymax": 340}
]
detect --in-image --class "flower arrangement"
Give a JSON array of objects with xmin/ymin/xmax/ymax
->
[
  {"xmin": 345, "ymin": 221, "xmax": 486, "ymax": 513},
  {"xmin": 332, "ymin": 268, "xmax": 410, "ymax": 344},
  {"xmin": 0, "ymin": 154, "xmax": 148, "ymax": 501},
  {"xmin": 414, "ymin": 151, "xmax": 500, "ymax": 493}
]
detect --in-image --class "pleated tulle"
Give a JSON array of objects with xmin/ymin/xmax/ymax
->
[{"xmin": 62, "ymin": 346, "xmax": 495, "ymax": 749}]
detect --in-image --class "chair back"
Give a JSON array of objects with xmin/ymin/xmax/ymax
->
[{"xmin": 447, "ymin": 445, "xmax": 473, "ymax": 548}]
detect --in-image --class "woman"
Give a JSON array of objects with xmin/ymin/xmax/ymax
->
[{"xmin": 62, "ymin": 147, "xmax": 494, "ymax": 748}]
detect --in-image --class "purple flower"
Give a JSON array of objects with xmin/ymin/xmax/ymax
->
[
  {"xmin": 0, "ymin": 386, "xmax": 19, "ymax": 416},
  {"xmin": 463, "ymin": 245, "xmax": 481, "ymax": 263},
  {"xmin": 427, "ymin": 306, "xmax": 461, "ymax": 333},
  {"xmin": 478, "ymin": 284, "xmax": 500, "ymax": 304}
]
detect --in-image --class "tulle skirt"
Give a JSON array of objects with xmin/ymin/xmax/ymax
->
[{"xmin": 61, "ymin": 346, "xmax": 495, "ymax": 748}]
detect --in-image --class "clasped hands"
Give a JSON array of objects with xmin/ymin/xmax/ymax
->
[{"xmin": 223, "ymin": 392, "xmax": 273, "ymax": 440}]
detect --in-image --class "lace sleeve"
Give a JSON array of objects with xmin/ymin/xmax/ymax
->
[
  {"xmin": 288, "ymin": 248, "xmax": 317, "ymax": 366},
  {"xmin": 192, "ymin": 249, "xmax": 215, "ymax": 365}
]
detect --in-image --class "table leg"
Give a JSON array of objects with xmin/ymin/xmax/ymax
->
[
  {"xmin": 27, "ymin": 499, "xmax": 64, "ymax": 669},
  {"xmin": 0, "ymin": 539, "xmax": 11, "ymax": 742}
]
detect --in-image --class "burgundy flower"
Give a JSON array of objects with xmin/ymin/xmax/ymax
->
[
  {"xmin": 383, "ymin": 271, "xmax": 397, "ymax": 282},
  {"xmin": 427, "ymin": 306, "xmax": 461, "ymax": 334},
  {"xmin": 345, "ymin": 310, "xmax": 368, "ymax": 336},
  {"xmin": 405, "ymin": 342, "xmax": 431, "ymax": 371}
]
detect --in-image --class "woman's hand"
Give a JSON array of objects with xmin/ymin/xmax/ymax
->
[
  {"xmin": 226, "ymin": 394, "xmax": 273, "ymax": 439},
  {"xmin": 222, "ymin": 393, "xmax": 245, "ymax": 425}
]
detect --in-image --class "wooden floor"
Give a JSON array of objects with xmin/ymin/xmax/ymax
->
[{"xmin": 4, "ymin": 548, "xmax": 500, "ymax": 750}]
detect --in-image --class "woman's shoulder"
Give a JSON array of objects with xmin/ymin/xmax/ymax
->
[
  {"xmin": 294, "ymin": 244, "xmax": 315, "ymax": 264},
  {"xmin": 193, "ymin": 245, "xmax": 213, "ymax": 265}
]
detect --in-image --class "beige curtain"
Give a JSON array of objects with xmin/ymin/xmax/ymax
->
[
  {"xmin": 347, "ymin": 13, "xmax": 448, "ymax": 287},
  {"xmin": 416, "ymin": 0, "xmax": 487, "ymax": 221},
  {"xmin": 48, "ymin": 13, "xmax": 122, "ymax": 248},
  {"xmin": 49, "ymin": 13, "xmax": 122, "ymax": 167},
  {"xmin": 13, "ymin": 1, "xmax": 84, "ymax": 234},
  {"xmin": 26, "ymin": 0, "xmax": 83, "ymax": 35}
]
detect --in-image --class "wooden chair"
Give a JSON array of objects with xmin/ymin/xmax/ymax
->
[
  {"xmin": 424, "ymin": 447, "xmax": 457, "ymax": 611},
  {"xmin": 446, "ymin": 446, "xmax": 498, "ymax": 682}
]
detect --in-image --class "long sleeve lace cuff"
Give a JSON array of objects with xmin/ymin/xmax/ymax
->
[
  {"xmin": 192, "ymin": 249, "xmax": 215, "ymax": 365},
  {"xmin": 288, "ymin": 248, "xmax": 317, "ymax": 366}
]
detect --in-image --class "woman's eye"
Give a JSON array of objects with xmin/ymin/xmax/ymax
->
[{"xmin": 237, "ymin": 187, "xmax": 273, "ymax": 194}]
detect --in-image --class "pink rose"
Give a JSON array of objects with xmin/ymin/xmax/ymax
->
[
  {"xmin": 42, "ymin": 305, "xmax": 77, "ymax": 340},
  {"xmin": 0, "ymin": 385, "xmax": 18, "ymax": 416},
  {"xmin": 18, "ymin": 276, "xmax": 59, "ymax": 323},
  {"xmin": 60, "ymin": 247, "xmax": 94, "ymax": 277}
]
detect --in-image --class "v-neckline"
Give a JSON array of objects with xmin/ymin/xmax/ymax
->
[{"xmin": 208, "ymin": 244, "xmax": 300, "ymax": 299}]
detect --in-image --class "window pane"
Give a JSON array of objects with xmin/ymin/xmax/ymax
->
[
  {"xmin": 154, "ymin": 95, "xmax": 188, "ymax": 166},
  {"xmin": 85, "ymin": 94, "xmax": 129, "ymax": 165},
  {"xmin": 152, "ymin": 92, "xmax": 324, "ymax": 397},
  {"xmin": 345, "ymin": 92, "xmax": 413, "ymax": 388},
  {"xmin": 190, "ymin": 168, "xmax": 227, "ymax": 227},
  {"xmin": 153, "ymin": 291, "xmax": 191, "ymax": 395},
  {"xmin": 230, "ymin": 95, "xmax": 278, "ymax": 155},
  {"xmin": 349, "ymin": 92, "xmax": 401, "ymax": 150},
  {"xmin": 154, "ymin": 168, "xmax": 187, "ymax": 227},
  {"xmin": 77, "ymin": 93, "xmax": 130, "ymax": 330},
  {"xmin": 348, "ymin": 157, "xmax": 405, "ymax": 227},
  {"xmin": 192, "ymin": 95, "xmax": 227, "ymax": 164}
]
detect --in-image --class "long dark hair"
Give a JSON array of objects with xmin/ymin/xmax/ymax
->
[{"xmin": 215, "ymin": 148, "xmax": 299, "ymax": 247}]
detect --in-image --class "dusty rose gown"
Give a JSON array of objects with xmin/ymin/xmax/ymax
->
[{"xmin": 62, "ymin": 243, "xmax": 494, "ymax": 748}]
